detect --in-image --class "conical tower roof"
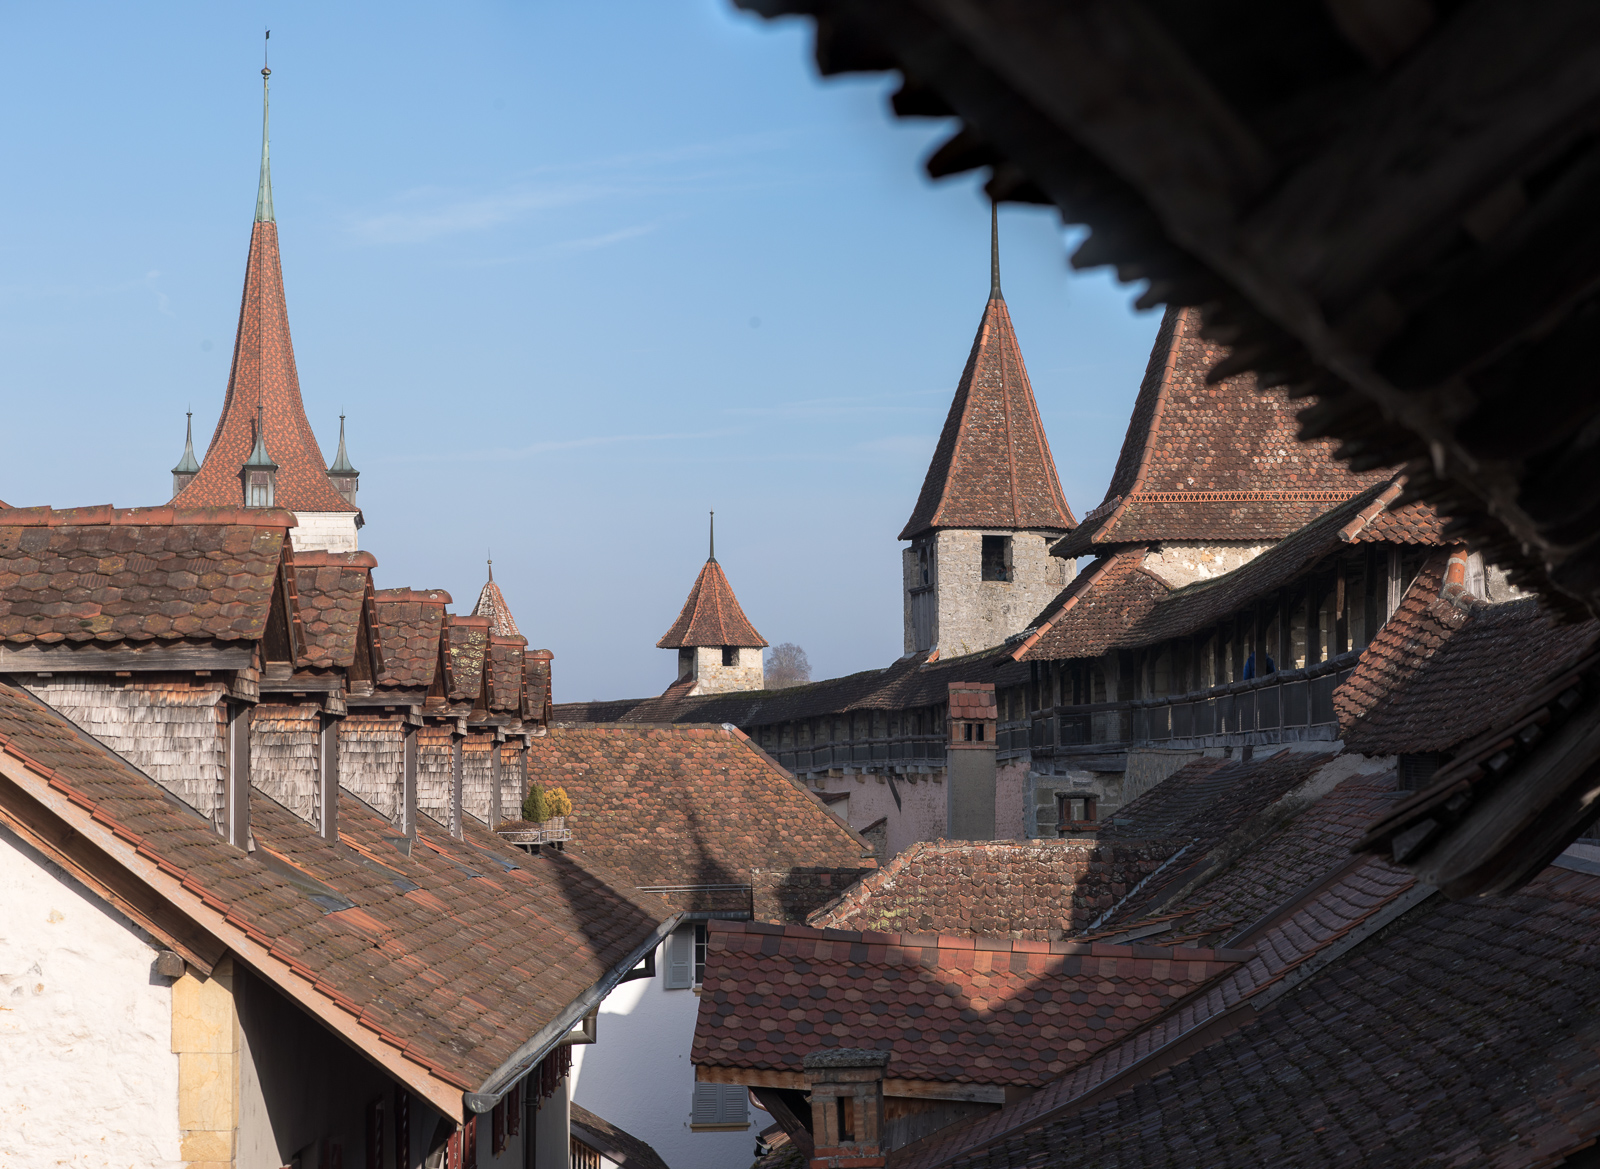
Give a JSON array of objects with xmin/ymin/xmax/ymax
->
[
  {"xmin": 657, "ymin": 515, "xmax": 767, "ymax": 649},
  {"xmin": 173, "ymin": 66, "xmax": 356, "ymax": 515},
  {"xmin": 899, "ymin": 206, "xmax": 1075, "ymax": 541},
  {"xmin": 1056, "ymin": 306, "xmax": 1391, "ymax": 556},
  {"xmin": 171, "ymin": 411, "xmax": 201, "ymax": 476},
  {"xmin": 472, "ymin": 560, "xmax": 523, "ymax": 639}
]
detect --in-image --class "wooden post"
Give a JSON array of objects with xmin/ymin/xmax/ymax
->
[
  {"xmin": 1335, "ymin": 560, "xmax": 1349, "ymax": 656},
  {"xmin": 317, "ymin": 712, "xmax": 339, "ymax": 842},
  {"xmin": 1305, "ymin": 577, "xmax": 1323, "ymax": 666},
  {"xmin": 1251, "ymin": 605, "xmax": 1265, "ymax": 676},
  {"xmin": 450, "ymin": 729, "xmax": 464, "ymax": 840},
  {"xmin": 401, "ymin": 720, "xmax": 418, "ymax": 838},
  {"xmin": 490, "ymin": 732, "xmax": 504, "ymax": 830},
  {"xmin": 1276, "ymin": 589, "xmax": 1291, "ymax": 671},
  {"xmin": 225, "ymin": 702, "xmax": 251, "ymax": 849}
]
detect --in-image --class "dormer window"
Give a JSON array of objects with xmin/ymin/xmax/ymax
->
[
  {"xmin": 982, "ymin": 535, "xmax": 1012, "ymax": 582},
  {"xmin": 240, "ymin": 403, "xmax": 278, "ymax": 509},
  {"xmin": 247, "ymin": 471, "xmax": 273, "ymax": 508}
]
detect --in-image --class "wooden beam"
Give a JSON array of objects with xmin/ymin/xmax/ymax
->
[
  {"xmin": 0, "ymin": 645, "xmax": 255, "ymax": 672},
  {"xmin": 694, "ymin": 1065, "xmax": 1006, "ymax": 1103}
]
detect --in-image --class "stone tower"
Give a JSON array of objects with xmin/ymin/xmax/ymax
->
[
  {"xmin": 170, "ymin": 64, "xmax": 363, "ymax": 553},
  {"xmin": 900, "ymin": 207, "xmax": 1077, "ymax": 658},
  {"xmin": 657, "ymin": 514, "xmax": 768, "ymax": 695}
]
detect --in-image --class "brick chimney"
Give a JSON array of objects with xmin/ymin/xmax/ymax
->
[{"xmin": 804, "ymin": 1048, "xmax": 889, "ymax": 1169}]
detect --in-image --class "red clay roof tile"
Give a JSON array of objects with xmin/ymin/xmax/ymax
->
[{"xmin": 657, "ymin": 558, "xmax": 767, "ymax": 649}]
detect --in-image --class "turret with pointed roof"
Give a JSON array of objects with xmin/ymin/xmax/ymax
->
[
  {"xmin": 657, "ymin": 514, "xmax": 767, "ymax": 696},
  {"xmin": 172, "ymin": 65, "xmax": 362, "ymax": 551},
  {"xmin": 171, "ymin": 411, "xmax": 201, "ymax": 497},
  {"xmin": 901, "ymin": 208, "xmax": 1077, "ymax": 659},
  {"xmin": 472, "ymin": 559, "xmax": 523, "ymax": 639}
]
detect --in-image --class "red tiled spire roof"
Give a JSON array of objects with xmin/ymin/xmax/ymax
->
[
  {"xmin": 657, "ymin": 526, "xmax": 767, "ymax": 652},
  {"xmin": 1058, "ymin": 306, "xmax": 1388, "ymax": 556},
  {"xmin": 900, "ymin": 209, "xmax": 1075, "ymax": 541},
  {"xmin": 172, "ymin": 69, "xmax": 355, "ymax": 515},
  {"xmin": 471, "ymin": 560, "xmax": 522, "ymax": 639}
]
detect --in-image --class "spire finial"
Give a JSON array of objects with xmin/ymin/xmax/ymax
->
[
  {"xmin": 487, "ymin": 552, "xmax": 493, "ymax": 582},
  {"xmin": 172, "ymin": 409, "xmax": 201, "ymax": 477},
  {"xmin": 709, "ymin": 510, "xmax": 716, "ymax": 562},
  {"xmin": 255, "ymin": 32, "xmax": 275, "ymax": 224},
  {"xmin": 990, "ymin": 201, "xmax": 1002, "ymax": 301}
]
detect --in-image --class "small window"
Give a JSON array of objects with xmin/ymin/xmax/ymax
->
[
  {"xmin": 664, "ymin": 928, "xmax": 694, "ymax": 989},
  {"xmin": 981, "ymin": 535, "xmax": 1011, "ymax": 582},
  {"xmin": 837, "ymin": 1096, "xmax": 856, "ymax": 1142},
  {"xmin": 722, "ymin": 646, "xmax": 738, "ymax": 667},
  {"xmin": 1057, "ymin": 793, "xmax": 1098, "ymax": 830},
  {"xmin": 694, "ymin": 922, "xmax": 708, "ymax": 985}
]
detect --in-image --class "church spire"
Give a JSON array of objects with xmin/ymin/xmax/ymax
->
[
  {"xmin": 256, "ymin": 35, "xmax": 274, "ymax": 223},
  {"xmin": 990, "ymin": 201, "xmax": 1002, "ymax": 301}
]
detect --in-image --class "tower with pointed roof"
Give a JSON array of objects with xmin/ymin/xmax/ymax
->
[
  {"xmin": 657, "ymin": 514, "xmax": 768, "ymax": 695},
  {"xmin": 472, "ymin": 559, "xmax": 522, "ymax": 638},
  {"xmin": 170, "ymin": 411, "xmax": 201, "ymax": 497},
  {"xmin": 901, "ymin": 207, "xmax": 1077, "ymax": 659},
  {"xmin": 1055, "ymin": 305, "xmax": 1392, "ymax": 587},
  {"xmin": 170, "ymin": 63, "xmax": 364, "ymax": 552}
]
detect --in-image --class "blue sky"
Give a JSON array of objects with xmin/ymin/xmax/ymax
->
[{"xmin": 0, "ymin": 2, "xmax": 1160, "ymax": 701}]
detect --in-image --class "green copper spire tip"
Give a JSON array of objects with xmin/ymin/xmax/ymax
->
[
  {"xmin": 172, "ymin": 410, "xmax": 201, "ymax": 476},
  {"xmin": 989, "ymin": 201, "xmax": 1002, "ymax": 301},
  {"xmin": 255, "ymin": 65, "xmax": 275, "ymax": 224},
  {"xmin": 329, "ymin": 413, "xmax": 358, "ymax": 475}
]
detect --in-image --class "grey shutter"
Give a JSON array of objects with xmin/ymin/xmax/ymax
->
[
  {"xmin": 664, "ymin": 929, "xmax": 693, "ymax": 989},
  {"xmin": 718, "ymin": 1085, "xmax": 749, "ymax": 1126},
  {"xmin": 691, "ymin": 1083, "xmax": 723, "ymax": 1126}
]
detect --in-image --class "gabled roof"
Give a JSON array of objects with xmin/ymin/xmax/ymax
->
[
  {"xmin": 443, "ymin": 614, "xmax": 491, "ymax": 706},
  {"xmin": 472, "ymin": 565, "xmax": 522, "ymax": 638},
  {"xmin": 692, "ymin": 919, "xmax": 1246, "ymax": 1090},
  {"xmin": 656, "ymin": 558, "xmax": 767, "ymax": 649},
  {"xmin": 1336, "ymin": 552, "xmax": 1599, "ymax": 758},
  {"xmin": 527, "ymin": 723, "xmax": 873, "ymax": 923},
  {"xmin": 486, "ymin": 636, "xmax": 527, "ymax": 715},
  {"xmin": 0, "ymin": 679, "xmax": 675, "ymax": 1116},
  {"xmin": 569, "ymin": 1105, "xmax": 669, "ymax": 1169},
  {"xmin": 0, "ymin": 505, "xmax": 295, "ymax": 648},
  {"xmin": 1010, "ymin": 548, "xmax": 1169, "ymax": 662},
  {"xmin": 172, "ymin": 198, "xmax": 356, "ymax": 513},
  {"xmin": 899, "ymin": 253, "xmax": 1074, "ymax": 540},
  {"xmin": 1056, "ymin": 307, "xmax": 1389, "ymax": 557}
]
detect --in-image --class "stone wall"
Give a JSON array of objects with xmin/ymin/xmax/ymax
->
[
  {"xmin": 811, "ymin": 771, "xmax": 947, "ymax": 859},
  {"xmin": 287, "ymin": 512, "xmax": 359, "ymax": 554},
  {"xmin": 1122, "ymin": 747, "xmax": 1211, "ymax": 804},
  {"xmin": 1139, "ymin": 541, "xmax": 1273, "ymax": 588},
  {"xmin": 685, "ymin": 645, "xmax": 764, "ymax": 695},
  {"xmin": 912, "ymin": 530, "xmax": 1072, "ymax": 659},
  {"xmin": 1023, "ymin": 768, "xmax": 1126, "ymax": 839}
]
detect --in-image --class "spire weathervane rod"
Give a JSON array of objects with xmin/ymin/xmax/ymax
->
[
  {"xmin": 990, "ymin": 200, "xmax": 1002, "ymax": 301},
  {"xmin": 709, "ymin": 510, "xmax": 715, "ymax": 562},
  {"xmin": 256, "ymin": 32, "xmax": 275, "ymax": 224},
  {"xmin": 487, "ymin": 550, "xmax": 493, "ymax": 582}
]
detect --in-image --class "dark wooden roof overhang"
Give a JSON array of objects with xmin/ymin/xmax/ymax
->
[{"xmin": 735, "ymin": 0, "xmax": 1600, "ymax": 619}]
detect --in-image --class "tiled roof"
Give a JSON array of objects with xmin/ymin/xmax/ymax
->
[
  {"xmin": 171, "ymin": 222, "xmax": 357, "ymax": 514},
  {"xmin": 0, "ymin": 680, "xmax": 673, "ymax": 1107},
  {"xmin": 522, "ymin": 649, "xmax": 553, "ymax": 724},
  {"xmin": 807, "ymin": 839, "xmax": 1179, "ymax": 939},
  {"xmin": 692, "ymin": 919, "xmax": 1245, "ymax": 1088},
  {"xmin": 899, "ymin": 290, "xmax": 1075, "ymax": 540},
  {"xmin": 589, "ymin": 648, "xmax": 1032, "ymax": 730},
  {"xmin": 371, "ymin": 589, "xmax": 450, "ymax": 691},
  {"xmin": 569, "ymin": 1104, "xmax": 669, "ymax": 1169},
  {"xmin": 444, "ymin": 615, "xmax": 491, "ymax": 705},
  {"xmin": 1017, "ymin": 479, "xmax": 1447, "ymax": 662},
  {"xmin": 526, "ymin": 724, "xmax": 874, "ymax": 923},
  {"xmin": 472, "ymin": 571, "xmax": 522, "ymax": 639},
  {"xmin": 0, "ymin": 506, "xmax": 294, "ymax": 646},
  {"xmin": 657, "ymin": 558, "xmax": 767, "ymax": 649},
  {"xmin": 1011, "ymin": 549, "xmax": 1168, "ymax": 662},
  {"xmin": 919, "ymin": 864, "xmax": 1600, "ymax": 1169},
  {"xmin": 1337, "ymin": 553, "xmax": 1599, "ymax": 757},
  {"xmin": 1056, "ymin": 307, "xmax": 1390, "ymax": 557},
  {"xmin": 292, "ymin": 550, "xmax": 376, "ymax": 671}
]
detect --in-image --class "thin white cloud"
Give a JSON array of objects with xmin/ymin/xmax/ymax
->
[
  {"xmin": 724, "ymin": 390, "xmax": 946, "ymax": 420},
  {"xmin": 370, "ymin": 428, "xmax": 737, "ymax": 465}
]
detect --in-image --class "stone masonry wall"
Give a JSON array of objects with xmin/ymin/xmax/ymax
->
[
  {"xmin": 687, "ymin": 645, "xmax": 764, "ymax": 695},
  {"xmin": 927, "ymin": 530, "xmax": 1073, "ymax": 659},
  {"xmin": 1139, "ymin": 541, "xmax": 1273, "ymax": 589}
]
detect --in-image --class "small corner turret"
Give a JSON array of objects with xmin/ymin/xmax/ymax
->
[
  {"xmin": 171, "ymin": 411, "xmax": 201, "ymax": 499},
  {"xmin": 328, "ymin": 414, "xmax": 359, "ymax": 508}
]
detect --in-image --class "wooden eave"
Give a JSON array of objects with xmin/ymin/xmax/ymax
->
[{"xmin": 0, "ymin": 640, "xmax": 257, "ymax": 673}]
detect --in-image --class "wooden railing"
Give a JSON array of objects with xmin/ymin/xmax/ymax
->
[
  {"xmin": 1000, "ymin": 649, "xmax": 1362, "ymax": 754},
  {"xmin": 774, "ymin": 734, "xmax": 947, "ymax": 774}
]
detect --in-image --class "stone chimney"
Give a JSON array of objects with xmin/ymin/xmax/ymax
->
[{"xmin": 804, "ymin": 1048, "xmax": 889, "ymax": 1169}]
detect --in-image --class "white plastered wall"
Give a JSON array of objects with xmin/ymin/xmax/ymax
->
[
  {"xmin": 289, "ymin": 513, "xmax": 360, "ymax": 554},
  {"xmin": 0, "ymin": 824, "xmax": 181, "ymax": 1169},
  {"xmin": 570, "ymin": 940, "xmax": 756, "ymax": 1169}
]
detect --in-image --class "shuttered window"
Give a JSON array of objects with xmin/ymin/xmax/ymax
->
[
  {"xmin": 690, "ymin": 1083, "xmax": 750, "ymax": 1129},
  {"xmin": 664, "ymin": 928, "xmax": 694, "ymax": 989}
]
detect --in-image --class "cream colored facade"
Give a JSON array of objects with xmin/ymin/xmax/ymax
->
[
  {"xmin": 288, "ymin": 512, "xmax": 360, "ymax": 553},
  {"xmin": 677, "ymin": 645, "xmax": 765, "ymax": 695}
]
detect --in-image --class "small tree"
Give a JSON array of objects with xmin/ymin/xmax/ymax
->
[
  {"xmin": 522, "ymin": 783, "xmax": 573, "ymax": 824},
  {"xmin": 765, "ymin": 642, "xmax": 811, "ymax": 689}
]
